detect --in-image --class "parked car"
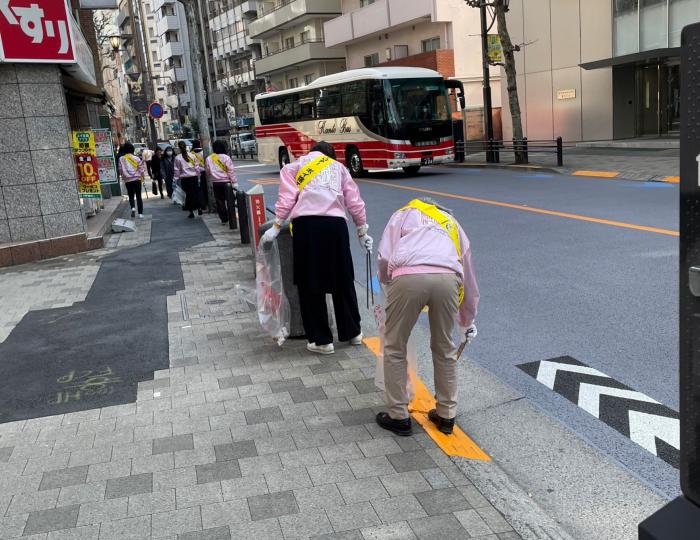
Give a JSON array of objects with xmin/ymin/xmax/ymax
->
[{"xmin": 230, "ymin": 132, "xmax": 257, "ymax": 155}]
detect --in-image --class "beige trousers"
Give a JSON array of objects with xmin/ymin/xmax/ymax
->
[{"xmin": 383, "ymin": 273, "xmax": 461, "ymax": 420}]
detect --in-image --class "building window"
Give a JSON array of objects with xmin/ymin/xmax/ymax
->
[
  {"xmin": 304, "ymin": 74, "xmax": 314, "ymax": 85},
  {"xmin": 421, "ymin": 37, "xmax": 441, "ymax": 53},
  {"xmin": 288, "ymin": 78, "xmax": 298, "ymax": 89},
  {"xmin": 364, "ymin": 53, "xmax": 379, "ymax": 67},
  {"xmin": 640, "ymin": 0, "xmax": 668, "ymax": 51},
  {"xmin": 241, "ymin": 93, "xmax": 248, "ymax": 103},
  {"xmin": 360, "ymin": 0, "xmax": 375, "ymax": 6},
  {"xmin": 613, "ymin": 0, "xmax": 639, "ymax": 55},
  {"xmin": 394, "ymin": 45, "xmax": 409, "ymax": 59},
  {"xmin": 670, "ymin": 0, "xmax": 700, "ymax": 46},
  {"xmin": 284, "ymin": 37, "xmax": 295, "ymax": 49},
  {"xmin": 300, "ymin": 30, "xmax": 310, "ymax": 43}
]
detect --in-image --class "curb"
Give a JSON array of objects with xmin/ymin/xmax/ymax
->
[{"xmin": 441, "ymin": 162, "xmax": 561, "ymax": 174}]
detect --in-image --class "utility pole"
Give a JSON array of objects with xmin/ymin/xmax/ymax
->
[
  {"xmin": 131, "ymin": 0, "xmax": 158, "ymax": 148},
  {"xmin": 178, "ymin": 0, "xmax": 211, "ymax": 153},
  {"xmin": 196, "ymin": 0, "xmax": 218, "ymax": 143},
  {"xmin": 479, "ymin": 1, "xmax": 495, "ymax": 162}
]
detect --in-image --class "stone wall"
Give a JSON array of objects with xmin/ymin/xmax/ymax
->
[{"xmin": 0, "ymin": 64, "xmax": 86, "ymax": 247}]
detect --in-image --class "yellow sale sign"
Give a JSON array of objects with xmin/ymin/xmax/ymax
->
[{"xmin": 72, "ymin": 131, "xmax": 101, "ymax": 199}]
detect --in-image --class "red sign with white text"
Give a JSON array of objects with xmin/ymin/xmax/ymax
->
[
  {"xmin": 0, "ymin": 0, "xmax": 75, "ymax": 63},
  {"xmin": 248, "ymin": 193, "xmax": 266, "ymax": 248}
]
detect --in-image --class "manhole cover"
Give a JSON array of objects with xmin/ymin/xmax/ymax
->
[{"xmin": 205, "ymin": 299, "xmax": 226, "ymax": 305}]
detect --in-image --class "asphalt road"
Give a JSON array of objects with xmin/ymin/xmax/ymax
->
[{"xmin": 236, "ymin": 161, "xmax": 678, "ymax": 533}]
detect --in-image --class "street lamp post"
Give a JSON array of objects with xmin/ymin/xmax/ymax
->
[{"xmin": 464, "ymin": 0, "xmax": 509, "ymax": 163}]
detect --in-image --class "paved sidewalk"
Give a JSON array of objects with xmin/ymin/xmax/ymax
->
[{"xmin": 0, "ymin": 203, "xmax": 542, "ymax": 539}]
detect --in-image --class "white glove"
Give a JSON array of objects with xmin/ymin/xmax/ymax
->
[
  {"xmin": 359, "ymin": 234, "xmax": 373, "ymax": 253},
  {"xmin": 261, "ymin": 225, "xmax": 280, "ymax": 244},
  {"xmin": 460, "ymin": 324, "xmax": 477, "ymax": 344}
]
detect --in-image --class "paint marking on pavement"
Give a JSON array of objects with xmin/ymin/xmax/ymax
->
[
  {"xmin": 662, "ymin": 176, "xmax": 680, "ymax": 183},
  {"xmin": 363, "ymin": 336, "xmax": 490, "ymax": 461},
  {"xmin": 235, "ymin": 163, "xmax": 269, "ymax": 169},
  {"xmin": 518, "ymin": 355, "xmax": 679, "ymax": 468},
  {"xmin": 358, "ymin": 179, "xmax": 679, "ymax": 237},
  {"xmin": 250, "ymin": 178, "xmax": 280, "ymax": 185},
  {"xmin": 572, "ymin": 170, "xmax": 620, "ymax": 178}
]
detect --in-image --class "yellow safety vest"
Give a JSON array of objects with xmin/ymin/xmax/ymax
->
[
  {"xmin": 124, "ymin": 154, "xmax": 140, "ymax": 168},
  {"xmin": 401, "ymin": 199, "xmax": 464, "ymax": 305},
  {"xmin": 211, "ymin": 153, "xmax": 228, "ymax": 173},
  {"xmin": 295, "ymin": 155, "xmax": 335, "ymax": 191}
]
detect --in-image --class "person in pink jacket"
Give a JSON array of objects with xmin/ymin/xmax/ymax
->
[
  {"xmin": 174, "ymin": 141, "xmax": 204, "ymax": 219},
  {"xmin": 261, "ymin": 141, "xmax": 373, "ymax": 355},
  {"xmin": 118, "ymin": 142, "xmax": 146, "ymax": 218},
  {"xmin": 205, "ymin": 139, "xmax": 238, "ymax": 224},
  {"xmin": 375, "ymin": 198, "xmax": 479, "ymax": 437}
]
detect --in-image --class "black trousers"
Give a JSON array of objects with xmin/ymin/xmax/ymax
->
[
  {"xmin": 298, "ymin": 282, "xmax": 361, "ymax": 346},
  {"xmin": 125, "ymin": 180, "xmax": 143, "ymax": 214},
  {"xmin": 164, "ymin": 177, "xmax": 174, "ymax": 198},
  {"xmin": 212, "ymin": 182, "xmax": 230, "ymax": 222},
  {"xmin": 153, "ymin": 175, "xmax": 164, "ymax": 197},
  {"xmin": 180, "ymin": 176, "xmax": 199, "ymax": 212},
  {"xmin": 199, "ymin": 173, "xmax": 209, "ymax": 208}
]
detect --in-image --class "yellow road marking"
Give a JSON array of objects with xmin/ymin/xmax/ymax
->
[
  {"xmin": 663, "ymin": 176, "xmax": 680, "ymax": 184},
  {"xmin": 572, "ymin": 170, "xmax": 620, "ymax": 178},
  {"xmin": 363, "ymin": 336, "xmax": 491, "ymax": 461},
  {"xmin": 359, "ymin": 179, "xmax": 679, "ymax": 237}
]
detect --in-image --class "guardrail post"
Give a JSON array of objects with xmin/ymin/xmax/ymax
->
[
  {"xmin": 523, "ymin": 137, "xmax": 529, "ymax": 164},
  {"xmin": 236, "ymin": 189, "xmax": 250, "ymax": 244},
  {"xmin": 556, "ymin": 136, "xmax": 563, "ymax": 167},
  {"xmin": 226, "ymin": 184, "xmax": 238, "ymax": 230}
]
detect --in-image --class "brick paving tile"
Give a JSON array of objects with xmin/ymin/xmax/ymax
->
[
  {"xmin": 98, "ymin": 515, "xmax": 151, "ymax": 540},
  {"xmin": 23, "ymin": 505, "xmax": 80, "ymax": 535},
  {"xmin": 454, "ymin": 509, "xmax": 494, "ymax": 537},
  {"xmin": 268, "ymin": 378, "xmax": 305, "ymax": 393},
  {"xmin": 306, "ymin": 462, "xmax": 355, "ymax": 486},
  {"xmin": 200, "ymin": 499, "xmax": 250, "ymax": 528},
  {"xmin": 76, "ymin": 498, "xmax": 128, "ymax": 526},
  {"xmin": 152, "ymin": 434, "xmax": 195, "ymax": 455},
  {"xmin": 408, "ymin": 514, "xmax": 469, "ymax": 539},
  {"xmin": 227, "ymin": 517, "xmax": 281, "ymax": 540},
  {"xmin": 289, "ymin": 387, "xmax": 327, "ymax": 404},
  {"xmin": 247, "ymin": 490, "xmax": 299, "ymax": 521},
  {"xmin": 151, "ymin": 506, "xmax": 202, "ymax": 538},
  {"xmin": 178, "ymin": 525, "xmax": 232, "ymax": 540},
  {"xmin": 39, "ymin": 466, "xmax": 89, "ymax": 491},
  {"xmin": 243, "ymin": 406, "xmax": 283, "ymax": 425},
  {"xmin": 264, "ymin": 466, "xmax": 312, "ymax": 492},
  {"xmin": 105, "ymin": 473, "xmax": 153, "ymax": 500},
  {"xmin": 310, "ymin": 531, "xmax": 363, "ymax": 540},
  {"xmin": 386, "ymin": 451, "xmax": 436, "ymax": 473},
  {"xmin": 347, "ymin": 456, "xmax": 396, "ymax": 479},
  {"xmin": 336, "ymin": 409, "xmax": 376, "ymax": 427},
  {"xmin": 213, "ymin": 440, "xmax": 257, "ymax": 461},
  {"xmin": 337, "ymin": 477, "xmax": 390, "ymax": 504},
  {"xmin": 254, "ymin": 435, "xmax": 296, "ymax": 455},
  {"xmin": 476, "ymin": 506, "xmax": 514, "ymax": 534},
  {"xmin": 47, "ymin": 524, "xmax": 100, "ymax": 539},
  {"xmin": 361, "ymin": 521, "xmax": 417, "ymax": 539},
  {"xmin": 325, "ymin": 502, "xmax": 381, "ymax": 532},
  {"xmin": 195, "ymin": 461, "xmax": 241, "ymax": 484},
  {"xmin": 380, "ymin": 471, "xmax": 432, "ymax": 497},
  {"xmin": 371, "ymin": 494, "xmax": 428, "ymax": 523},
  {"xmin": 279, "ymin": 509, "xmax": 334, "ymax": 538},
  {"xmin": 414, "ymin": 487, "xmax": 471, "ymax": 516},
  {"xmin": 292, "ymin": 484, "xmax": 345, "ymax": 512},
  {"xmin": 220, "ymin": 475, "xmax": 268, "ymax": 500}
]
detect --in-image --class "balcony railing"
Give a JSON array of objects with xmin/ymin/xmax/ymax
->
[
  {"xmin": 253, "ymin": 0, "xmax": 295, "ymax": 20},
  {"xmin": 254, "ymin": 39, "xmax": 344, "ymax": 75},
  {"xmin": 260, "ymin": 38, "xmax": 324, "ymax": 59}
]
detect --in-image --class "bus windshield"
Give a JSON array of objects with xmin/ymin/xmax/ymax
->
[{"xmin": 387, "ymin": 78, "xmax": 450, "ymax": 124}]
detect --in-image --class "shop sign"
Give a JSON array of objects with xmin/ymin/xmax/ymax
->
[
  {"xmin": 78, "ymin": 0, "xmax": 118, "ymax": 7},
  {"xmin": 93, "ymin": 128, "xmax": 118, "ymax": 185},
  {"xmin": 127, "ymin": 72, "xmax": 149, "ymax": 113},
  {"xmin": 487, "ymin": 34, "xmax": 503, "ymax": 64},
  {"xmin": 557, "ymin": 89, "xmax": 577, "ymax": 100},
  {"xmin": 72, "ymin": 130, "xmax": 102, "ymax": 199},
  {"xmin": 0, "ymin": 0, "xmax": 75, "ymax": 63},
  {"xmin": 61, "ymin": 10, "xmax": 96, "ymax": 86},
  {"xmin": 246, "ymin": 184, "xmax": 266, "ymax": 255}
]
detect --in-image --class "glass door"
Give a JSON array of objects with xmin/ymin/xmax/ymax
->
[
  {"xmin": 637, "ymin": 64, "xmax": 661, "ymax": 135},
  {"xmin": 667, "ymin": 62, "xmax": 681, "ymax": 133}
]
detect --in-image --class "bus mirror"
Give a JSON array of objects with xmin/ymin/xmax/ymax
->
[{"xmin": 445, "ymin": 80, "xmax": 466, "ymax": 110}]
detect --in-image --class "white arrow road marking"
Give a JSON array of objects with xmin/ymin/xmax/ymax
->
[
  {"xmin": 577, "ymin": 383, "xmax": 660, "ymax": 418},
  {"xmin": 536, "ymin": 361, "xmax": 608, "ymax": 389},
  {"xmin": 628, "ymin": 410, "xmax": 680, "ymax": 455}
]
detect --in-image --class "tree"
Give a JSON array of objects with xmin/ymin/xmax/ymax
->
[{"xmin": 493, "ymin": 0, "xmax": 526, "ymax": 163}]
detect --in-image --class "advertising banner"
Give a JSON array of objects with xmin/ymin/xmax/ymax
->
[
  {"xmin": 72, "ymin": 130, "xmax": 102, "ymax": 199},
  {"xmin": 127, "ymin": 72, "xmax": 149, "ymax": 113},
  {"xmin": 93, "ymin": 129, "xmax": 118, "ymax": 185},
  {"xmin": 0, "ymin": 0, "xmax": 76, "ymax": 63},
  {"xmin": 487, "ymin": 34, "xmax": 503, "ymax": 64}
]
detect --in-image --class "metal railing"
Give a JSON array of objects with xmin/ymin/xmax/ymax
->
[
  {"xmin": 259, "ymin": 38, "xmax": 325, "ymax": 59},
  {"xmin": 456, "ymin": 137, "xmax": 565, "ymax": 166},
  {"xmin": 253, "ymin": 0, "xmax": 295, "ymax": 19}
]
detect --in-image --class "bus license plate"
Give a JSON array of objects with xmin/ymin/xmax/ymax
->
[{"xmin": 421, "ymin": 157, "xmax": 433, "ymax": 165}]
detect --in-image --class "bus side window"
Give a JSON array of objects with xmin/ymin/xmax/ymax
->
[
  {"xmin": 367, "ymin": 82, "xmax": 387, "ymax": 137},
  {"xmin": 317, "ymin": 86, "xmax": 341, "ymax": 119}
]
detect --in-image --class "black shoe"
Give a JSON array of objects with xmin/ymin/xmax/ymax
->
[
  {"xmin": 197, "ymin": 209, "xmax": 203, "ymax": 216},
  {"xmin": 428, "ymin": 409, "xmax": 454, "ymax": 435},
  {"xmin": 188, "ymin": 212, "xmax": 194, "ymax": 219},
  {"xmin": 375, "ymin": 412, "xmax": 412, "ymax": 437},
  {"xmin": 131, "ymin": 209, "xmax": 136, "ymax": 218}
]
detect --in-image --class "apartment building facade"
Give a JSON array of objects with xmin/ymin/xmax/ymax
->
[
  {"xmin": 324, "ymin": 0, "xmax": 500, "ymax": 128},
  {"xmin": 249, "ymin": 0, "xmax": 347, "ymax": 91},
  {"xmin": 499, "ymin": 0, "xmax": 700, "ymax": 142}
]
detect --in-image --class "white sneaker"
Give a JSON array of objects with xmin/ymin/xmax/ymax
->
[
  {"xmin": 349, "ymin": 333, "xmax": 364, "ymax": 346},
  {"xmin": 307, "ymin": 342, "xmax": 335, "ymax": 355},
  {"xmin": 138, "ymin": 214, "xmax": 144, "ymax": 219}
]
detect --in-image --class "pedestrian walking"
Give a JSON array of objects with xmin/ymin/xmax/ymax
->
[
  {"xmin": 374, "ymin": 198, "xmax": 479, "ymax": 436},
  {"xmin": 206, "ymin": 139, "xmax": 238, "ymax": 224},
  {"xmin": 261, "ymin": 141, "xmax": 373, "ymax": 355},
  {"xmin": 118, "ymin": 142, "xmax": 146, "ymax": 219},
  {"xmin": 160, "ymin": 146, "xmax": 176, "ymax": 199},
  {"xmin": 142, "ymin": 146, "xmax": 154, "ymax": 178},
  {"xmin": 151, "ymin": 147, "xmax": 164, "ymax": 198},
  {"xmin": 192, "ymin": 140, "xmax": 209, "ymax": 210},
  {"xmin": 174, "ymin": 141, "xmax": 204, "ymax": 219}
]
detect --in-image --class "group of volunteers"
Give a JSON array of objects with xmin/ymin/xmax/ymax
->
[
  {"xmin": 117, "ymin": 140, "xmax": 238, "ymax": 222},
  {"xmin": 261, "ymin": 141, "xmax": 479, "ymax": 438}
]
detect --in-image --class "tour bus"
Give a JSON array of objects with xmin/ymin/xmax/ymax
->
[{"xmin": 254, "ymin": 67, "xmax": 465, "ymax": 177}]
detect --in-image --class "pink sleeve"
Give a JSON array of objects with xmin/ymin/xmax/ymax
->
[
  {"xmin": 457, "ymin": 225, "xmax": 479, "ymax": 327},
  {"xmin": 275, "ymin": 161, "xmax": 301, "ymax": 221},
  {"xmin": 226, "ymin": 156, "xmax": 237, "ymax": 183},
  {"xmin": 138, "ymin": 158, "xmax": 146, "ymax": 178},
  {"xmin": 205, "ymin": 157, "xmax": 212, "ymax": 177},
  {"xmin": 174, "ymin": 157, "xmax": 182, "ymax": 181},
  {"xmin": 340, "ymin": 166, "xmax": 366, "ymax": 227},
  {"xmin": 377, "ymin": 211, "xmax": 404, "ymax": 284}
]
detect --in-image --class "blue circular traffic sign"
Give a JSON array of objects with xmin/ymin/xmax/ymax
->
[{"xmin": 148, "ymin": 102, "xmax": 164, "ymax": 119}]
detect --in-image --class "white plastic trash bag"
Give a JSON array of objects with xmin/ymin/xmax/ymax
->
[
  {"xmin": 173, "ymin": 184, "xmax": 186, "ymax": 206},
  {"xmin": 373, "ymin": 300, "xmax": 417, "ymax": 401},
  {"xmin": 256, "ymin": 240, "xmax": 290, "ymax": 346}
]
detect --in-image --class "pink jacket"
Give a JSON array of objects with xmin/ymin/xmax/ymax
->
[
  {"xmin": 174, "ymin": 153, "xmax": 203, "ymax": 181},
  {"xmin": 119, "ymin": 154, "xmax": 146, "ymax": 183},
  {"xmin": 275, "ymin": 152, "xmax": 367, "ymax": 227},
  {"xmin": 377, "ymin": 207, "xmax": 479, "ymax": 327},
  {"xmin": 206, "ymin": 154, "xmax": 237, "ymax": 183}
]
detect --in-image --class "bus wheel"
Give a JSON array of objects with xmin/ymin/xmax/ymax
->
[
  {"xmin": 403, "ymin": 166, "xmax": 421, "ymax": 175},
  {"xmin": 347, "ymin": 148, "xmax": 364, "ymax": 178},
  {"xmin": 279, "ymin": 148, "xmax": 290, "ymax": 169}
]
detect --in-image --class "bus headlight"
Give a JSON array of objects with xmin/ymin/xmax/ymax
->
[{"xmin": 394, "ymin": 152, "xmax": 406, "ymax": 159}]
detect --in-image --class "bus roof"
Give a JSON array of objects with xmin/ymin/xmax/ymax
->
[{"xmin": 255, "ymin": 67, "xmax": 444, "ymax": 101}]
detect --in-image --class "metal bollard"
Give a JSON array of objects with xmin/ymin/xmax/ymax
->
[
  {"xmin": 236, "ymin": 189, "xmax": 250, "ymax": 244},
  {"xmin": 225, "ymin": 184, "xmax": 238, "ymax": 230},
  {"xmin": 523, "ymin": 137, "xmax": 529, "ymax": 164},
  {"xmin": 556, "ymin": 136, "xmax": 563, "ymax": 167}
]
